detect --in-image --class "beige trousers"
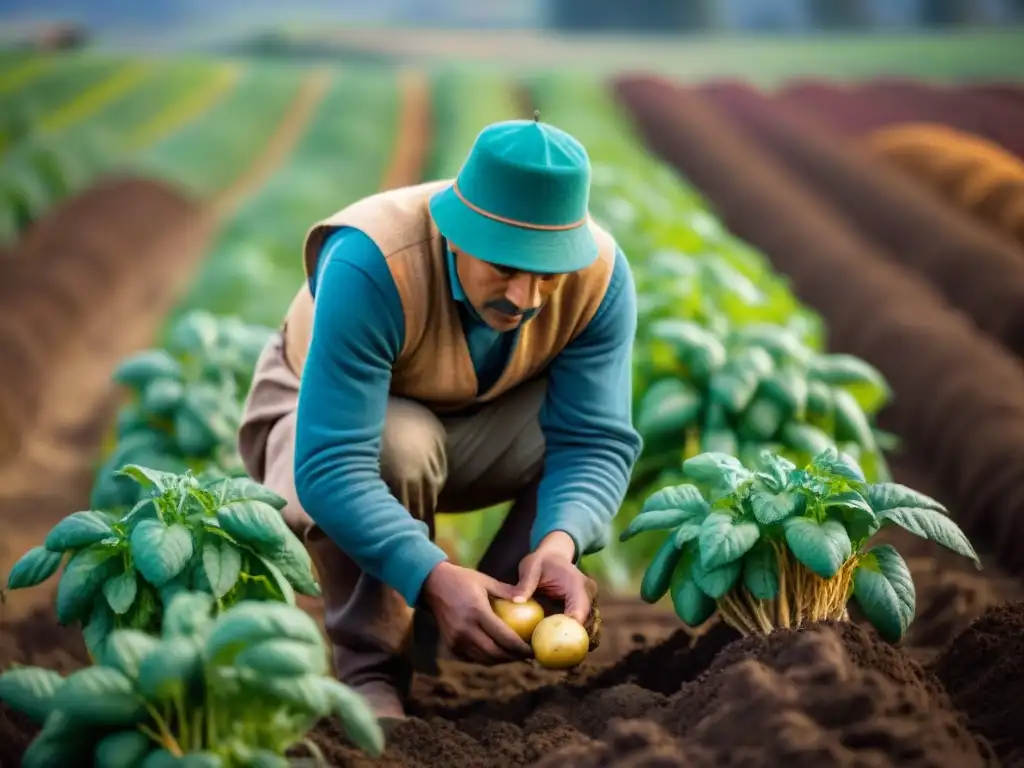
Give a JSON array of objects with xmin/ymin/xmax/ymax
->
[{"xmin": 238, "ymin": 333, "xmax": 546, "ymax": 696}]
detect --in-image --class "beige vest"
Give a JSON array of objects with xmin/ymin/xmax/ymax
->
[{"xmin": 282, "ymin": 180, "xmax": 617, "ymax": 412}]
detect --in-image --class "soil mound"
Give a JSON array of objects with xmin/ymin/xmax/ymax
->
[
  {"xmin": 931, "ymin": 603, "xmax": 1024, "ymax": 766},
  {"xmin": 316, "ymin": 622, "xmax": 993, "ymax": 768},
  {"xmin": 0, "ymin": 176, "xmax": 199, "ymax": 464}
]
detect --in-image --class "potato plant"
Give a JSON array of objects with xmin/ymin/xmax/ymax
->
[
  {"xmin": 623, "ymin": 447, "xmax": 980, "ymax": 642},
  {"xmin": 631, "ymin": 319, "xmax": 894, "ymax": 491},
  {"xmin": 5, "ymin": 466, "xmax": 319, "ymax": 656},
  {"xmin": 92, "ymin": 311, "xmax": 273, "ymax": 511},
  {"xmin": 0, "ymin": 592, "xmax": 384, "ymax": 767}
]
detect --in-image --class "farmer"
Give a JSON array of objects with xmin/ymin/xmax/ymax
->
[{"xmin": 237, "ymin": 114, "xmax": 642, "ymax": 723}]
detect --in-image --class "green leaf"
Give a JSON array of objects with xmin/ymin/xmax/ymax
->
[
  {"xmin": 256, "ymin": 673, "xmax": 331, "ymax": 716},
  {"xmin": 809, "ymin": 354, "xmax": 890, "ymax": 414},
  {"xmin": 101, "ymin": 629, "xmax": 161, "ymax": 680},
  {"xmin": 113, "ymin": 349, "xmax": 183, "ymax": 389},
  {"xmin": 162, "ymin": 591, "xmax": 215, "ymax": 638},
  {"xmin": 749, "ymin": 488, "xmax": 804, "ymax": 525},
  {"xmin": 203, "ymin": 476, "xmax": 287, "ymax": 511},
  {"xmin": 263, "ymin": 536, "xmax": 320, "ymax": 597},
  {"xmin": 682, "ymin": 452, "xmax": 750, "ymax": 490},
  {"xmin": 832, "ymin": 388, "xmax": 877, "ymax": 450},
  {"xmin": 635, "ymin": 378, "xmax": 703, "ymax": 441},
  {"xmin": 698, "ymin": 512, "xmax": 760, "ymax": 569},
  {"xmin": 21, "ymin": 710, "xmax": 92, "ymax": 768},
  {"xmin": 853, "ymin": 545, "xmax": 915, "ymax": 643},
  {"xmin": 202, "ymin": 539, "xmax": 242, "ymax": 599},
  {"xmin": 672, "ymin": 520, "xmax": 703, "ymax": 549},
  {"xmin": 235, "ymin": 638, "xmax": 327, "ymax": 677},
  {"xmin": 56, "ymin": 545, "xmax": 121, "ymax": 624},
  {"xmin": 6, "ymin": 546, "xmax": 63, "ymax": 590},
  {"xmin": 620, "ymin": 484, "xmax": 710, "ymax": 541},
  {"xmin": 239, "ymin": 751, "xmax": 289, "ymax": 768},
  {"xmin": 44, "ymin": 511, "xmax": 116, "ymax": 552},
  {"xmin": 0, "ymin": 667, "xmax": 65, "ymax": 724},
  {"xmin": 103, "ymin": 569, "xmax": 138, "ymax": 615},
  {"xmin": 863, "ymin": 483, "xmax": 946, "ymax": 514},
  {"xmin": 204, "ymin": 601, "xmax": 323, "ymax": 665},
  {"xmin": 94, "ymin": 730, "xmax": 154, "ymax": 768},
  {"xmin": 810, "ymin": 447, "xmax": 866, "ymax": 483},
  {"xmin": 754, "ymin": 451, "xmax": 796, "ymax": 492},
  {"xmin": 130, "ymin": 520, "xmax": 194, "ymax": 587},
  {"xmin": 116, "ymin": 464, "xmax": 181, "ymax": 494},
  {"xmin": 879, "ymin": 507, "xmax": 981, "ymax": 568},
  {"xmin": 669, "ymin": 558, "xmax": 717, "ymax": 626},
  {"xmin": 83, "ymin": 598, "xmax": 116, "ymax": 657},
  {"xmin": 823, "ymin": 490, "xmax": 879, "ymax": 542},
  {"xmin": 253, "ymin": 554, "xmax": 296, "ymax": 605},
  {"xmin": 179, "ymin": 752, "xmax": 224, "ymax": 768},
  {"xmin": 780, "ymin": 422, "xmax": 834, "ymax": 457},
  {"xmin": 783, "ymin": 517, "xmax": 852, "ymax": 579},
  {"xmin": 742, "ymin": 539, "xmax": 779, "ymax": 599},
  {"xmin": 216, "ymin": 500, "xmax": 290, "ymax": 552},
  {"xmin": 639, "ymin": 535, "xmax": 684, "ymax": 604},
  {"xmin": 320, "ymin": 677, "xmax": 387, "ymax": 757},
  {"xmin": 141, "ymin": 378, "xmax": 185, "ymax": 418},
  {"xmin": 137, "ymin": 636, "xmax": 202, "ymax": 702},
  {"xmin": 57, "ymin": 667, "xmax": 147, "ymax": 726},
  {"xmin": 140, "ymin": 748, "xmax": 181, "ymax": 768},
  {"xmin": 691, "ymin": 557, "xmax": 741, "ymax": 599}
]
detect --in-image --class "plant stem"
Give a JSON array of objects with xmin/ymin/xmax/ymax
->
[{"xmin": 716, "ymin": 545, "xmax": 858, "ymax": 637}]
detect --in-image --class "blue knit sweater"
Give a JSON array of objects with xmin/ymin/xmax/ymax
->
[{"xmin": 293, "ymin": 227, "xmax": 642, "ymax": 606}]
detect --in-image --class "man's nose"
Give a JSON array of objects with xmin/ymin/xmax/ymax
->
[{"xmin": 505, "ymin": 274, "xmax": 539, "ymax": 309}]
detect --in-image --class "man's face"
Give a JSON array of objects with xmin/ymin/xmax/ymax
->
[{"xmin": 453, "ymin": 248, "xmax": 567, "ymax": 332}]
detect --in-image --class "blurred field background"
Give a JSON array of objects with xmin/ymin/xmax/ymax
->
[{"xmin": 1, "ymin": 0, "xmax": 1023, "ymax": 606}]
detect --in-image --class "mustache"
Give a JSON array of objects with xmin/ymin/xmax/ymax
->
[{"xmin": 484, "ymin": 298, "xmax": 528, "ymax": 316}]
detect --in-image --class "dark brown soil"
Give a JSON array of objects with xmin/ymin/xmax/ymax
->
[
  {"xmin": 5, "ymin": 525, "xmax": 1020, "ymax": 768},
  {"xmin": 613, "ymin": 76, "xmax": 1024, "ymax": 577},
  {"xmin": 693, "ymin": 82, "xmax": 1024, "ymax": 358}
]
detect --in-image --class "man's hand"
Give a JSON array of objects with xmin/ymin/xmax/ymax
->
[
  {"xmin": 421, "ymin": 561, "xmax": 534, "ymax": 665},
  {"xmin": 512, "ymin": 531, "xmax": 597, "ymax": 624}
]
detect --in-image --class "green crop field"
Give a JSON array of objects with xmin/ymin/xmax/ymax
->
[{"xmin": 0, "ymin": 36, "xmax": 1014, "ymax": 588}]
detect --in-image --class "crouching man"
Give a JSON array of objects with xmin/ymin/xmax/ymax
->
[{"xmin": 237, "ymin": 115, "xmax": 642, "ymax": 724}]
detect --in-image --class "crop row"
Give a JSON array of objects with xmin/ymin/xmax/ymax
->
[
  {"xmin": 614, "ymin": 76, "xmax": 1024, "ymax": 577},
  {"xmin": 0, "ymin": 52, "xmax": 242, "ymax": 245}
]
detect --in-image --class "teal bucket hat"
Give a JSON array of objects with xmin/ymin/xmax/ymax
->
[{"xmin": 429, "ymin": 115, "xmax": 598, "ymax": 274}]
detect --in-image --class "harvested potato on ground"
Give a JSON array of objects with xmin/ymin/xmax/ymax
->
[
  {"xmin": 531, "ymin": 614, "xmax": 590, "ymax": 669},
  {"xmin": 491, "ymin": 597, "xmax": 545, "ymax": 642}
]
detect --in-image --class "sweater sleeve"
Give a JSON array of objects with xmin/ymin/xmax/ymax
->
[
  {"xmin": 530, "ymin": 247, "xmax": 644, "ymax": 557},
  {"xmin": 294, "ymin": 227, "xmax": 449, "ymax": 607}
]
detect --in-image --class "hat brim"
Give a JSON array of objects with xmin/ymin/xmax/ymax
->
[{"xmin": 429, "ymin": 184, "xmax": 599, "ymax": 274}]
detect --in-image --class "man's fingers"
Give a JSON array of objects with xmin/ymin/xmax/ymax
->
[
  {"xmin": 513, "ymin": 559, "xmax": 541, "ymax": 602},
  {"xmin": 460, "ymin": 629, "xmax": 509, "ymax": 665},
  {"xmin": 563, "ymin": 579, "xmax": 592, "ymax": 625},
  {"xmin": 483, "ymin": 575, "xmax": 519, "ymax": 602},
  {"xmin": 478, "ymin": 610, "xmax": 534, "ymax": 658}
]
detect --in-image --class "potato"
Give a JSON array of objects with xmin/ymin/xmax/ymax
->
[
  {"xmin": 531, "ymin": 614, "xmax": 590, "ymax": 669},
  {"xmin": 491, "ymin": 597, "xmax": 545, "ymax": 642}
]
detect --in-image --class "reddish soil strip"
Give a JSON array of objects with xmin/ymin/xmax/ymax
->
[
  {"xmin": 0, "ymin": 71, "xmax": 334, "ymax": 622},
  {"xmin": 767, "ymin": 79, "xmax": 1024, "ymax": 159},
  {"xmin": 863, "ymin": 123, "xmax": 1024, "ymax": 249},
  {"xmin": 693, "ymin": 83, "xmax": 1024, "ymax": 357},
  {"xmin": 612, "ymin": 76, "xmax": 1024, "ymax": 577}
]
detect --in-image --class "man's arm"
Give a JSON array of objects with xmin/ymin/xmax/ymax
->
[
  {"xmin": 531, "ymin": 247, "xmax": 644, "ymax": 557},
  {"xmin": 293, "ymin": 227, "xmax": 449, "ymax": 607}
]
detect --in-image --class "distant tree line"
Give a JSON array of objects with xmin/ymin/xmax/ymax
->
[{"xmin": 545, "ymin": 0, "xmax": 1024, "ymax": 32}]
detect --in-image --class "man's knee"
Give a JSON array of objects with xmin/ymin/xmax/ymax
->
[{"xmin": 380, "ymin": 398, "xmax": 447, "ymax": 519}]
